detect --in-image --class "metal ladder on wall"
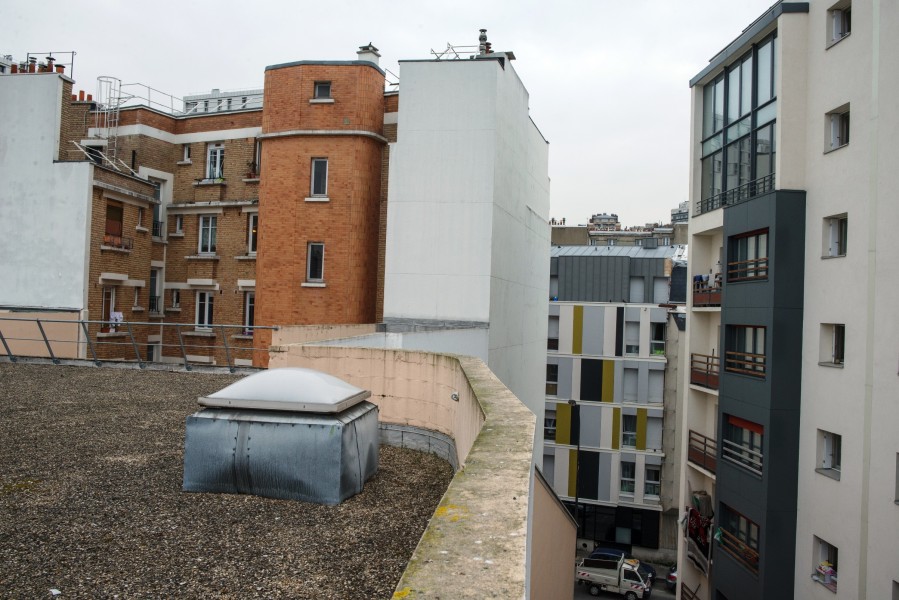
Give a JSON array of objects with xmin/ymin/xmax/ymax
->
[{"xmin": 95, "ymin": 76, "xmax": 123, "ymax": 168}]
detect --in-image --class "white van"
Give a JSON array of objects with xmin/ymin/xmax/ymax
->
[{"xmin": 575, "ymin": 555, "xmax": 652, "ymax": 599}]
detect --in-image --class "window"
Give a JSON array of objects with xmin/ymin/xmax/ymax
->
[
  {"xmin": 725, "ymin": 325, "xmax": 766, "ymax": 377},
  {"xmin": 828, "ymin": 106, "xmax": 850, "ymax": 150},
  {"xmin": 622, "ymin": 368, "xmax": 638, "ymax": 402},
  {"xmin": 314, "ymin": 81, "xmax": 331, "ymax": 99},
  {"xmin": 148, "ymin": 269, "xmax": 160, "ymax": 313},
  {"xmin": 814, "ymin": 536, "xmax": 839, "ymax": 591},
  {"xmin": 103, "ymin": 203, "xmax": 130, "ymax": 249},
  {"xmin": 823, "ymin": 215, "xmax": 848, "ymax": 257},
  {"xmin": 634, "ymin": 238, "xmax": 643, "ymax": 246},
  {"xmin": 174, "ymin": 215, "xmax": 184, "ymax": 234},
  {"xmin": 828, "ymin": 1, "xmax": 851, "ymax": 45},
  {"xmin": 547, "ymin": 315, "xmax": 559, "ymax": 350},
  {"xmin": 607, "ymin": 238, "xmax": 616, "ymax": 246},
  {"xmin": 182, "ymin": 144, "xmax": 191, "ymax": 162},
  {"xmin": 728, "ymin": 229, "xmax": 769, "ymax": 280},
  {"xmin": 101, "ymin": 286, "xmax": 117, "ymax": 333},
  {"xmin": 544, "ymin": 411, "xmax": 556, "ymax": 441},
  {"xmin": 620, "ymin": 461, "xmax": 636, "ymax": 495},
  {"xmin": 722, "ymin": 415, "xmax": 764, "ymax": 475},
  {"xmin": 644, "ymin": 466, "xmax": 661, "ymax": 497},
  {"xmin": 196, "ymin": 291, "xmax": 214, "ymax": 330},
  {"xmin": 206, "ymin": 142, "xmax": 224, "ymax": 179},
  {"xmin": 198, "ymin": 215, "xmax": 217, "ymax": 254},
  {"xmin": 306, "ymin": 242, "xmax": 324, "ymax": 282},
  {"xmin": 247, "ymin": 213, "xmax": 258, "ymax": 254},
  {"xmin": 243, "ymin": 291, "xmax": 255, "ymax": 335},
  {"xmin": 137, "ymin": 207, "xmax": 145, "ymax": 228},
  {"xmin": 622, "ymin": 415, "xmax": 637, "ymax": 448},
  {"xmin": 817, "ymin": 429, "xmax": 842, "ymax": 479},
  {"xmin": 720, "ymin": 504, "xmax": 760, "ymax": 574},
  {"xmin": 545, "ymin": 364, "xmax": 558, "ymax": 396},
  {"xmin": 819, "ymin": 324, "xmax": 845, "ymax": 366},
  {"xmin": 85, "ymin": 145, "xmax": 104, "ymax": 165},
  {"xmin": 133, "ymin": 287, "xmax": 140, "ymax": 307},
  {"xmin": 650, "ymin": 322, "xmax": 665, "ymax": 355},
  {"xmin": 311, "ymin": 158, "xmax": 328, "ymax": 196},
  {"xmin": 171, "ymin": 289, "xmax": 181, "ymax": 309},
  {"xmin": 624, "ymin": 322, "xmax": 639, "ymax": 355}
]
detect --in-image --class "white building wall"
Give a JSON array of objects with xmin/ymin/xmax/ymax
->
[
  {"xmin": 0, "ymin": 74, "xmax": 92, "ymax": 310},
  {"xmin": 384, "ymin": 57, "xmax": 550, "ymax": 432}
]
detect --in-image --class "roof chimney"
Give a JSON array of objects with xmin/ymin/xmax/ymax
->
[{"xmin": 356, "ymin": 43, "xmax": 380, "ymax": 66}]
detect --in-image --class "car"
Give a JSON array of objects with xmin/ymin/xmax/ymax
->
[
  {"xmin": 587, "ymin": 547, "xmax": 657, "ymax": 583},
  {"xmin": 666, "ymin": 564, "xmax": 678, "ymax": 591}
]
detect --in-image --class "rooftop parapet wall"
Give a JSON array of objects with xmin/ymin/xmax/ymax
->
[{"xmin": 268, "ymin": 344, "xmax": 538, "ymax": 598}]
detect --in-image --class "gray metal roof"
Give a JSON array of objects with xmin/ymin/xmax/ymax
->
[{"xmin": 551, "ymin": 245, "xmax": 685, "ymax": 260}]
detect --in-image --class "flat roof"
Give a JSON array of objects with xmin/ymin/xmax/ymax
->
[{"xmin": 551, "ymin": 245, "xmax": 684, "ymax": 259}]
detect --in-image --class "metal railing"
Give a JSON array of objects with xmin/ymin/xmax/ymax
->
[
  {"xmin": 547, "ymin": 337, "xmax": 559, "ymax": 351},
  {"xmin": 0, "ymin": 317, "xmax": 277, "ymax": 373},
  {"xmin": 102, "ymin": 233, "xmax": 133, "ymax": 250},
  {"xmin": 690, "ymin": 353, "xmax": 720, "ymax": 390},
  {"xmin": 718, "ymin": 528, "xmax": 760, "ymax": 575},
  {"xmin": 727, "ymin": 257, "xmax": 769, "ymax": 281},
  {"xmin": 724, "ymin": 350, "xmax": 766, "ymax": 378},
  {"xmin": 148, "ymin": 296, "xmax": 161, "ymax": 313},
  {"xmin": 695, "ymin": 173, "xmax": 775, "ymax": 216},
  {"xmin": 152, "ymin": 220, "xmax": 165, "ymax": 237},
  {"xmin": 688, "ymin": 430, "xmax": 717, "ymax": 474},
  {"xmin": 721, "ymin": 439, "xmax": 764, "ymax": 476},
  {"xmin": 693, "ymin": 282, "xmax": 722, "ymax": 307}
]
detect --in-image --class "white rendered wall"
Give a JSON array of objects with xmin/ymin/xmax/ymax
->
[
  {"xmin": 384, "ymin": 57, "xmax": 550, "ymax": 427},
  {"xmin": 0, "ymin": 74, "xmax": 92, "ymax": 310}
]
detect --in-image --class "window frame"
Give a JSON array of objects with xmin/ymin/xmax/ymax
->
[
  {"xmin": 311, "ymin": 158, "xmax": 328, "ymax": 197},
  {"xmin": 206, "ymin": 142, "xmax": 224, "ymax": 179},
  {"xmin": 817, "ymin": 429, "xmax": 842, "ymax": 478},
  {"xmin": 620, "ymin": 460, "xmax": 636, "ymax": 495},
  {"xmin": 819, "ymin": 323, "xmax": 845, "ymax": 366},
  {"xmin": 247, "ymin": 213, "xmax": 258, "ymax": 255},
  {"xmin": 545, "ymin": 364, "xmax": 559, "ymax": 396},
  {"xmin": 622, "ymin": 414, "xmax": 637, "ymax": 448},
  {"xmin": 195, "ymin": 291, "xmax": 214, "ymax": 330},
  {"xmin": 827, "ymin": 1, "xmax": 851, "ymax": 46},
  {"xmin": 171, "ymin": 289, "xmax": 181, "ymax": 309},
  {"xmin": 720, "ymin": 503, "xmax": 760, "ymax": 574},
  {"xmin": 725, "ymin": 325, "xmax": 766, "ymax": 377},
  {"xmin": 174, "ymin": 214, "xmax": 184, "ymax": 234},
  {"xmin": 722, "ymin": 415, "xmax": 764, "ymax": 476},
  {"xmin": 306, "ymin": 241, "xmax": 325, "ymax": 282},
  {"xmin": 644, "ymin": 466, "xmax": 661, "ymax": 498},
  {"xmin": 314, "ymin": 81, "xmax": 332, "ymax": 99},
  {"xmin": 827, "ymin": 106, "xmax": 850, "ymax": 151},
  {"xmin": 814, "ymin": 536, "xmax": 839, "ymax": 591},
  {"xmin": 198, "ymin": 215, "xmax": 217, "ymax": 255},
  {"xmin": 728, "ymin": 228, "xmax": 769, "ymax": 281},
  {"xmin": 243, "ymin": 291, "xmax": 255, "ymax": 335},
  {"xmin": 823, "ymin": 214, "xmax": 848, "ymax": 257}
]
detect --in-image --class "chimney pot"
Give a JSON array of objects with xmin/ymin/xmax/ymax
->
[
  {"xmin": 11, "ymin": 64, "xmax": 17, "ymax": 74},
  {"xmin": 86, "ymin": 94, "xmax": 93, "ymax": 102},
  {"xmin": 79, "ymin": 90, "xmax": 85, "ymax": 101}
]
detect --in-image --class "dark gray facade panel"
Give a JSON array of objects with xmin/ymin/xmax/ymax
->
[
  {"xmin": 598, "ymin": 453, "xmax": 612, "ymax": 501},
  {"xmin": 556, "ymin": 256, "xmax": 670, "ymax": 303},
  {"xmin": 670, "ymin": 265, "xmax": 688, "ymax": 304},
  {"xmin": 582, "ymin": 306, "xmax": 606, "ymax": 355},
  {"xmin": 550, "ymin": 256, "xmax": 558, "ymax": 276}
]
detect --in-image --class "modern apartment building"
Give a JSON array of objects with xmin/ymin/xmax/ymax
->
[
  {"xmin": 678, "ymin": 2, "xmax": 899, "ymax": 598},
  {"xmin": 543, "ymin": 245, "xmax": 686, "ymax": 560}
]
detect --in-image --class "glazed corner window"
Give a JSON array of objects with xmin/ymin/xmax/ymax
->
[
  {"xmin": 817, "ymin": 429, "xmax": 842, "ymax": 478},
  {"xmin": 306, "ymin": 242, "xmax": 324, "ymax": 282},
  {"xmin": 545, "ymin": 364, "xmax": 558, "ymax": 396},
  {"xmin": 622, "ymin": 415, "xmax": 637, "ymax": 448},
  {"xmin": 823, "ymin": 214, "xmax": 848, "ymax": 257},
  {"xmin": 247, "ymin": 213, "xmax": 258, "ymax": 254},
  {"xmin": 206, "ymin": 142, "xmax": 224, "ymax": 179},
  {"xmin": 195, "ymin": 291, "xmax": 214, "ymax": 330},
  {"xmin": 314, "ymin": 81, "xmax": 331, "ymax": 99},
  {"xmin": 819, "ymin": 323, "xmax": 845, "ymax": 366},
  {"xmin": 828, "ymin": 106, "xmax": 850, "ymax": 150},
  {"xmin": 198, "ymin": 215, "xmax": 217, "ymax": 254},
  {"xmin": 828, "ymin": 1, "xmax": 851, "ymax": 44},
  {"xmin": 311, "ymin": 158, "xmax": 328, "ymax": 196}
]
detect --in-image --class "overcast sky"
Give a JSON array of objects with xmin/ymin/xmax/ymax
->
[{"xmin": 4, "ymin": 0, "xmax": 776, "ymax": 226}]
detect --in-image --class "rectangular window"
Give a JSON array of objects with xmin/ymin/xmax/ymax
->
[
  {"xmin": 624, "ymin": 322, "xmax": 640, "ymax": 355},
  {"xmin": 620, "ymin": 461, "xmax": 636, "ymax": 495},
  {"xmin": 149, "ymin": 269, "xmax": 160, "ymax": 313},
  {"xmin": 547, "ymin": 315, "xmax": 559, "ymax": 351},
  {"xmin": 544, "ymin": 411, "xmax": 557, "ymax": 441},
  {"xmin": 182, "ymin": 143, "xmax": 191, "ymax": 161},
  {"xmin": 244, "ymin": 291, "xmax": 255, "ymax": 335},
  {"xmin": 720, "ymin": 504, "xmax": 760, "ymax": 574},
  {"xmin": 622, "ymin": 368, "xmax": 638, "ymax": 402},
  {"xmin": 206, "ymin": 143, "xmax": 224, "ymax": 179},
  {"xmin": 247, "ymin": 213, "xmax": 258, "ymax": 254},
  {"xmin": 814, "ymin": 536, "xmax": 839, "ymax": 591},
  {"xmin": 198, "ymin": 215, "xmax": 217, "ymax": 254},
  {"xmin": 314, "ymin": 81, "xmax": 331, "ymax": 99},
  {"xmin": 105, "ymin": 203, "xmax": 123, "ymax": 237},
  {"xmin": 101, "ymin": 286, "xmax": 116, "ymax": 333},
  {"xmin": 728, "ymin": 229, "xmax": 769, "ymax": 280},
  {"xmin": 311, "ymin": 158, "xmax": 328, "ymax": 196},
  {"xmin": 817, "ymin": 430, "xmax": 842, "ymax": 478},
  {"xmin": 622, "ymin": 415, "xmax": 637, "ymax": 448},
  {"xmin": 644, "ymin": 466, "xmax": 661, "ymax": 497},
  {"xmin": 175, "ymin": 214, "xmax": 184, "ymax": 234},
  {"xmin": 306, "ymin": 242, "xmax": 324, "ymax": 282},
  {"xmin": 823, "ymin": 214, "xmax": 848, "ymax": 257},
  {"xmin": 171, "ymin": 289, "xmax": 181, "ymax": 309},
  {"xmin": 828, "ymin": 107, "xmax": 850, "ymax": 150},
  {"xmin": 722, "ymin": 415, "xmax": 764, "ymax": 475},
  {"xmin": 725, "ymin": 325, "xmax": 766, "ymax": 377},
  {"xmin": 546, "ymin": 364, "xmax": 558, "ymax": 396},
  {"xmin": 650, "ymin": 322, "xmax": 665, "ymax": 355},
  {"xmin": 819, "ymin": 324, "xmax": 845, "ymax": 365},
  {"xmin": 828, "ymin": 1, "xmax": 851, "ymax": 44},
  {"xmin": 196, "ymin": 291, "xmax": 214, "ymax": 329},
  {"xmin": 137, "ymin": 207, "xmax": 145, "ymax": 228}
]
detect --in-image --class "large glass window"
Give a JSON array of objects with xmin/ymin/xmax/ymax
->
[
  {"xmin": 723, "ymin": 415, "xmax": 764, "ymax": 475},
  {"xmin": 198, "ymin": 215, "xmax": 217, "ymax": 254},
  {"xmin": 720, "ymin": 504, "xmax": 760, "ymax": 574},
  {"xmin": 726, "ymin": 325, "xmax": 766, "ymax": 377},
  {"xmin": 729, "ymin": 229, "xmax": 769, "ymax": 280}
]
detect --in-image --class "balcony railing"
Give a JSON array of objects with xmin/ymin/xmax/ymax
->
[
  {"xmin": 724, "ymin": 350, "xmax": 766, "ymax": 378},
  {"xmin": 728, "ymin": 257, "xmax": 769, "ymax": 281},
  {"xmin": 718, "ymin": 528, "xmax": 760, "ymax": 575},
  {"xmin": 695, "ymin": 173, "xmax": 775, "ymax": 216},
  {"xmin": 152, "ymin": 220, "xmax": 165, "ymax": 237},
  {"xmin": 693, "ymin": 282, "xmax": 722, "ymax": 307},
  {"xmin": 688, "ymin": 429, "xmax": 717, "ymax": 474},
  {"xmin": 102, "ymin": 233, "xmax": 133, "ymax": 250},
  {"xmin": 690, "ymin": 353, "xmax": 720, "ymax": 390},
  {"xmin": 547, "ymin": 337, "xmax": 559, "ymax": 351},
  {"xmin": 722, "ymin": 439, "xmax": 764, "ymax": 476},
  {"xmin": 148, "ymin": 296, "xmax": 161, "ymax": 314}
]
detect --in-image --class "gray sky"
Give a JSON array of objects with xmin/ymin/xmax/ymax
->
[{"xmin": 4, "ymin": 0, "xmax": 775, "ymax": 227}]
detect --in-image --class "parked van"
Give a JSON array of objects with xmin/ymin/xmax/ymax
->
[{"xmin": 575, "ymin": 555, "xmax": 651, "ymax": 599}]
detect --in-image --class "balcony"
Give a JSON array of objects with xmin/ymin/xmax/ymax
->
[
  {"xmin": 688, "ymin": 429, "xmax": 717, "ymax": 474},
  {"xmin": 152, "ymin": 220, "xmax": 165, "ymax": 238},
  {"xmin": 719, "ymin": 528, "xmax": 759, "ymax": 576},
  {"xmin": 722, "ymin": 439, "xmax": 763, "ymax": 476},
  {"xmin": 102, "ymin": 233, "xmax": 133, "ymax": 250},
  {"xmin": 693, "ymin": 281, "xmax": 722, "ymax": 307},
  {"xmin": 728, "ymin": 257, "xmax": 769, "ymax": 281},
  {"xmin": 148, "ymin": 296, "xmax": 161, "ymax": 314},
  {"xmin": 690, "ymin": 353, "xmax": 720, "ymax": 390},
  {"xmin": 694, "ymin": 173, "xmax": 775, "ymax": 216},
  {"xmin": 724, "ymin": 350, "xmax": 766, "ymax": 378}
]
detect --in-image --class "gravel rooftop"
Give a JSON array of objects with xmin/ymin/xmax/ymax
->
[{"xmin": 0, "ymin": 362, "xmax": 454, "ymax": 599}]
